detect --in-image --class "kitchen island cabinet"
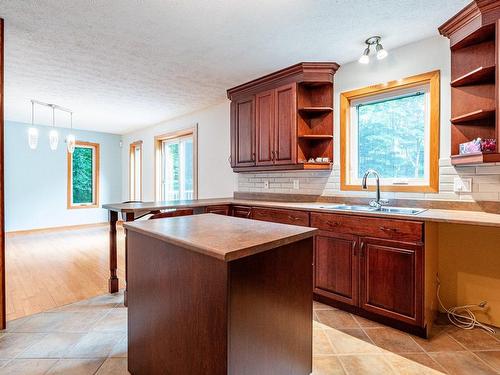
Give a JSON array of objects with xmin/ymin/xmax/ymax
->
[{"xmin": 124, "ymin": 214, "xmax": 317, "ymax": 375}]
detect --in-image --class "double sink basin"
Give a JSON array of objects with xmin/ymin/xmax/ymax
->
[{"xmin": 319, "ymin": 204, "xmax": 426, "ymax": 215}]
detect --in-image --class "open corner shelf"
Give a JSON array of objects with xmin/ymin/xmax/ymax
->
[
  {"xmin": 450, "ymin": 109, "xmax": 495, "ymax": 124},
  {"xmin": 298, "ymin": 106, "xmax": 333, "ymax": 115},
  {"xmin": 298, "ymin": 134, "xmax": 333, "ymax": 140},
  {"xmin": 450, "ymin": 65, "xmax": 495, "ymax": 87},
  {"xmin": 451, "ymin": 152, "xmax": 500, "ymax": 165},
  {"xmin": 300, "ymin": 162, "xmax": 333, "ymax": 170},
  {"xmin": 440, "ymin": 3, "xmax": 500, "ymax": 166}
]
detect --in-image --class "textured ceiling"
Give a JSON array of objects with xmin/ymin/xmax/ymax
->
[{"xmin": 1, "ymin": 0, "xmax": 468, "ymax": 134}]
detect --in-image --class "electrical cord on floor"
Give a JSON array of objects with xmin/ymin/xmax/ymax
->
[{"xmin": 436, "ymin": 276, "xmax": 495, "ymax": 334}]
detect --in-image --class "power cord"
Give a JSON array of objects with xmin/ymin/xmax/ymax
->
[{"xmin": 436, "ymin": 276, "xmax": 495, "ymax": 334}]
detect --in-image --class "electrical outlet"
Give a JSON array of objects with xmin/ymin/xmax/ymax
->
[
  {"xmin": 453, "ymin": 177, "xmax": 472, "ymax": 193},
  {"xmin": 293, "ymin": 179, "xmax": 300, "ymax": 190},
  {"xmin": 263, "ymin": 180, "xmax": 269, "ymax": 189}
]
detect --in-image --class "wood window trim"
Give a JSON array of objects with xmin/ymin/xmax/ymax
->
[
  {"xmin": 67, "ymin": 141, "xmax": 100, "ymax": 209},
  {"xmin": 154, "ymin": 126, "xmax": 198, "ymax": 201},
  {"xmin": 129, "ymin": 140, "xmax": 143, "ymax": 201},
  {"xmin": 340, "ymin": 70, "xmax": 440, "ymax": 193}
]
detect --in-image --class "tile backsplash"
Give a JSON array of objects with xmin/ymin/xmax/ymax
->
[{"xmin": 237, "ymin": 159, "xmax": 500, "ymax": 202}]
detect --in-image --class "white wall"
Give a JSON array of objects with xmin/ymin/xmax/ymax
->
[
  {"xmin": 238, "ymin": 35, "xmax": 500, "ymax": 201},
  {"xmin": 121, "ymin": 101, "xmax": 236, "ymax": 201},
  {"xmin": 5, "ymin": 121, "xmax": 123, "ymax": 232}
]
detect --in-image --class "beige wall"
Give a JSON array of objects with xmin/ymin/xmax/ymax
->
[{"xmin": 437, "ymin": 223, "xmax": 500, "ymax": 327}]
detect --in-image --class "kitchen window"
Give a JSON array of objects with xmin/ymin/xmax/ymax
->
[
  {"xmin": 67, "ymin": 141, "xmax": 100, "ymax": 208},
  {"xmin": 340, "ymin": 71, "xmax": 440, "ymax": 192},
  {"xmin": 155, "ymin": 127, "xmax": 198, "ymax": 201},
  {"xmin": 129, "ymin": 141, "xmax": 142, "ymax": 201}
]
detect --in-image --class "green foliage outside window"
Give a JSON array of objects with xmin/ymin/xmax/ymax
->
[
  {"xmin": 72, "ymin": 147, "xmax": 94, "ymax": 204},
  {"xmin": 357, "ymin": 92, "xmax": 425, "ymax": 179}
]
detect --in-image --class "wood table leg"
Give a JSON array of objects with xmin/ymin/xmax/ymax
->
[
  {"xmin": 108, "ymin": 211, "xmax": 119, "ymax": 293},
  {"xmin": 124, "ymin": 212, "xmax": 135, "ymax": 306}
]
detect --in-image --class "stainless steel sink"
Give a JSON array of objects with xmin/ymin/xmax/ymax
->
[{"xmin": 320, "ymin": 204, "xmax": 426, "ymax": 215}]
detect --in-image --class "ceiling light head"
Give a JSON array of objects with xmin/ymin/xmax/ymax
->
[
  {"xmin": 359, "ymin": 47, "xmax": 370, "ymax": 64},
  {"xmin": 376, "ymin": 42, "xmax": 388, "ymax": 60},
  {"xmin": 28, "ymin": 127, "xmax": 38, "ymax": 150},
  {"xmin": 49, "ymin": 129, "xmax": 59, "ymax": 151}
]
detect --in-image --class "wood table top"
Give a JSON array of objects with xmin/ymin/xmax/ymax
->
[{"xmin": 123, "ymin": 213, "xmax": 317, "ymax": 262}]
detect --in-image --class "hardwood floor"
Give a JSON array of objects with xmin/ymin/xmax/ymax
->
[{"xmin": 5, "ymin": 224, "xmax": 125, "ymax": 321}]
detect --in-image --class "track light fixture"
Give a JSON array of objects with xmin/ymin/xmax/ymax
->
[{"xmin": 358, "ymin": 36, "xmax": 388, "ymax": 64}]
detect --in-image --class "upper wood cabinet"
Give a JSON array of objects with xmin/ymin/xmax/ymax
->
[{"xmin": 227, "ymin": 62, "xmax": 339, "ymax": 172}]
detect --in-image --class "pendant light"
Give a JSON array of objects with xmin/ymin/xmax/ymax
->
[
  {"xmin": 49, "ymin": 105, "xmax": 59, "ymax": 151},
  {"xmin": 28, "ymin": 100, "xmax": 39, "ymax": 150},
  {"xmin": 66, "ymin": 112, "xmax": 76, "ymax": 153}
]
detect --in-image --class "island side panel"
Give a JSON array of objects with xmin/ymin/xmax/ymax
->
[
  {"xmin": 127, "ymin": 231, "xmax": 228, "ymax": 375},
  {"xmin": 228, "ymin": 237, "xmax": 313, "ymax": 375}
]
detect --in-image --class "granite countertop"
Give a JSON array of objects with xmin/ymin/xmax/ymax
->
[
  {"xmin": 105, "ymin": 198, "xmax": 500, "ymax": 228},
  {"xmin": 123, "ymin": 213, "xmax": 318, "ymax": 262}
]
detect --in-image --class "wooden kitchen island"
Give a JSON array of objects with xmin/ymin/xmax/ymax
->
[{"xmin": 124, "ymin": 213, "xmax": 317, "ymax": 375}]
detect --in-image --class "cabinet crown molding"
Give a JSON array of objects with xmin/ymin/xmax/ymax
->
[
  {"xmin": 227, "ymin": 62, "xmax": 339, "ymax": 100},
  {"xmin": 439, "ymin": 0, "xmax": 500, "ymax": 38}
]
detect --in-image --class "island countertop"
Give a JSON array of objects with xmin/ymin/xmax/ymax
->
[{"xmin": 123, "ymin": 213, "xmax": 318, "ymax": 262}]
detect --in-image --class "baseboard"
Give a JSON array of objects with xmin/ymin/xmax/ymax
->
[{"xmin": 6, "ymin": 222, "xmax": 111, "ymax": 237}]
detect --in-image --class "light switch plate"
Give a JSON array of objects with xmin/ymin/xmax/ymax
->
[
  {"xmin": 453, "ymin": 177, "xmax": 472, "ymax": 193},
  {"xmin": 293, "ymin": 179, "xmax": 300, "ymax": 189},
  {"xmin": 263, "ymin": 180, "xmax": 269, "ymax": 189}
]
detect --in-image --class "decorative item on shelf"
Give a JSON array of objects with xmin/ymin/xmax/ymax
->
[
  {"xmin": 358, "ymin": 36, "xmax": 388, "ymax": 64},
  {"xmin": 28, "ymin": 100, "xmax": 75, "ymax": 152},
  {"xmin": 481, "ymin": 139, "xmax": 496, "ymax": 153},
  {"xmin": 459, "ymin": 138, "xmax": 482, "ymax": 155},
  {"xmin": 322, "ymin": 157, "xmax": 329, "ymax": 163},
  {"xmin": 308, "ymin": 158, "xmax": 315, "ymax": 163}
]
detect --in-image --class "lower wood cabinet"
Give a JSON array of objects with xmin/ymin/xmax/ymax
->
[
  {"xmin": 359, "ymin": 237, "xmax": 423, "ymax": 327},
  {"xmin": 311, "ymin": 212, "xmax": 426, "ymax": 335},
  {"xmin": 314, "ymin": 231, "xmax": 358, "ymax": 306}
]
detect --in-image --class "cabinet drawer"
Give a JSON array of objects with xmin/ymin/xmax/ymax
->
[
  {"xmin": 252, "ymin": 207, "xmax": 309, "ymax": 226},
  {"xmin": 232, "ymin": 206, "xmax": 252, "ymax": 218},
  {"xmin": 310, "ymin": 212, "xmax": 423, "ymax": 242},
  {"xmin": 205, "ymin": 205, "xmax": 231, "ymax": 215}
]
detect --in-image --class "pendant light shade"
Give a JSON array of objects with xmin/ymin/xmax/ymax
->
[
  {"xmin": 28, "ymin": 127, "xmax": 38, "ymax": 150},
  {"xmin": 49, "ymin": 129, "xmax": 59, "ymax": 151},
  {"xmin": 28, "ymin": 101, "xmax": 39, "ymax": 149},
  {"xmin": 66, "ymin": 112, "xmax": 76, "ymax": 153},
  {"xmin": 66, "ymin": 134, "xmax": 76, "ymax": 153}
]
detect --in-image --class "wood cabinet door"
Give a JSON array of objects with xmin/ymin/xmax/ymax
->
[
  {"xmin": 232, "ymin": 206, "xmax": 252, "ymax": 218},
  {"xmin": 359, "ymin": 237, "xmax": 423, "ymax": 326},
  {"xmin": 314, "ymin": 231, "xmax": 358, "ymax": 306},
  {"xmin": 231, "ymin": 97, "xmax": 255, "ymax": 167},
  {"xmin": 274, "ymin": 83, "xmax": 297, "ymax": 165},
  {"xmin": 255, "ymin": 90, "xmax": 275, "ymax": 166}
]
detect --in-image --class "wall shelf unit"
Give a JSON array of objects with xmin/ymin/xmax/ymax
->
[{"xmin": 439, "ymin": 0, "xmax": 500, "ymax": 165}]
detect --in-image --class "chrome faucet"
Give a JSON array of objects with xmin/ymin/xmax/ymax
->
[{"xmin": 361, "ymin": 169, "xmax": 388, "ymax": 209}]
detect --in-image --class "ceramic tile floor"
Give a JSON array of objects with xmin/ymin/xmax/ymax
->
[
  {"xmin": 313, "ymin": 301, "xmax": 500, "ymax": 374},
  {"xmin": 0, "ymin": 293, "xmax": 499, "ymax": 374}
]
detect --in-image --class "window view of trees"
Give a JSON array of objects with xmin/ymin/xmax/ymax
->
[
  {"xmin": 162, "ymin": 136, "xmax": 194, "ymax": 200},
  {"xmin": 72, "ymin": 146, "xmax": 94, "ymax": 204},
  {"xmin": 357, "ymin": 92, "xmax": 425, "ymax": 179}
]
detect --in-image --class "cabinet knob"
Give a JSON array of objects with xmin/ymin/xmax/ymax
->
[
  {"xmin": 251, "ymin": 152, "xmax": 256, "ymax": 162},
  {"xmin": 271, "ymin": 151, "xmax": 276, "ymax": 162},
  {"xmin": 360, "ymin": 242, "xmax": 365, "ymax": 257}
]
